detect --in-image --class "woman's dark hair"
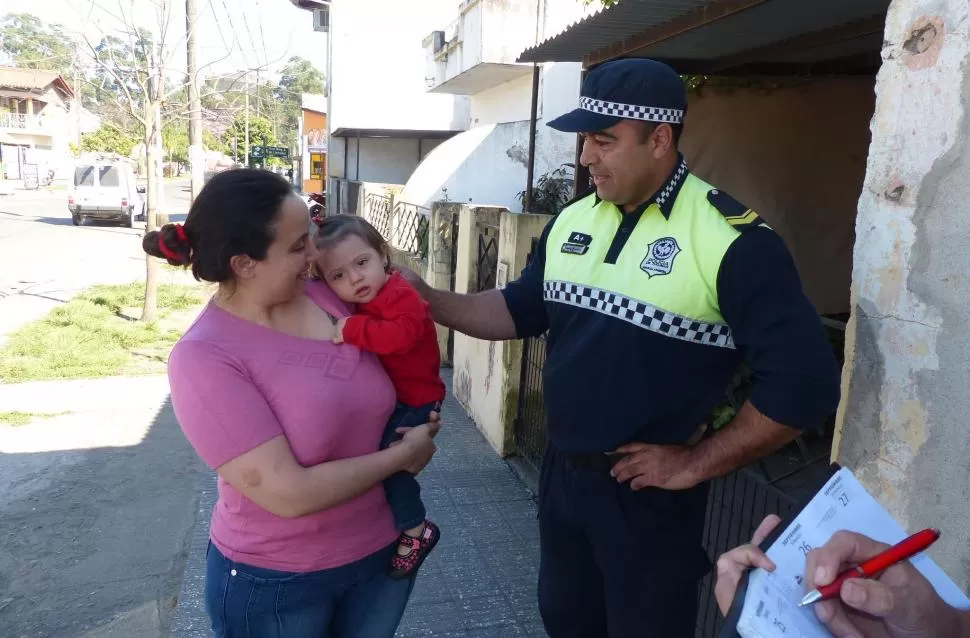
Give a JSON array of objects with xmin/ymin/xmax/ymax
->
[
  {"xmin": 313, "ymin": 214, "xmax": 391, "ymax": 274},
  {"xmin": 142, "ymin": 168, "xmax": 294, "ymax": 283}
]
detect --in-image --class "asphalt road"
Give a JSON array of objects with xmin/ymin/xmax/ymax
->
[
  {"xmin": 0, "ymin": 178, "xmax": 208, "ymax": 637},
  {"xmin": 0, "ymin": 179, "xmax": 193, "ymax": 342}
]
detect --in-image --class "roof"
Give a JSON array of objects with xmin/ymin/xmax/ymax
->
[
  {"xmin": 0, "ymin": 67, "xmax": 75, "ymax": 98},
  {"xmin": 301, "ymin": 93, "xmax": 327, "ymax": 114},
  {"xmin": 517, "ymin": 0, "xmax": 891, "ymax": 75},
  {"xmin": 331, "ymin": 127, "xmax": 461, "ymax": 140}
]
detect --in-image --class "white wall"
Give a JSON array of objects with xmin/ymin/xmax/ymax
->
[
  {"xmin": 332, "ymin": 135, "xmax": 451, "ymax": 185},
  {"xmin": 330, "ymin": 0, "xmax": 470, "ymax": 133},
  {"xmin": 400, "ymin": 121, "xmax": 530, "ymax": 210},
  {"xmin": 469, "ymin": 74, "xmax": 533, "ymax": 126}
]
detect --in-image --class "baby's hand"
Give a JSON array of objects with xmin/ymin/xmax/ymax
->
[{"xmin": 332, "ymin": 318, "xmax": 347, "ymax": 344}]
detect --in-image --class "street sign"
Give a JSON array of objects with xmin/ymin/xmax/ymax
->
[
  {"xmin": 250, "ymin": 145, "xmax": 265, "ymax": 159},
  {"xmin": 265, "ymin": 146, "xmax": 289, "ymax": 159}
]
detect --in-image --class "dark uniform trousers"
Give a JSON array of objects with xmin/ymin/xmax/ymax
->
[{"xmin": 537, "ymin": 445, "xmax": 711, "ymax": 638}]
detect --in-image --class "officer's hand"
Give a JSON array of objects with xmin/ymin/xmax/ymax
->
[{"xmin": 609, "ymin": 443, "xmax": 698, "ymax": 490}]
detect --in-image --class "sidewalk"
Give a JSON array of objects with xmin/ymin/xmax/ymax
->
[{"xmin": 171, "ymin": 371, "xmax": 545, "ymax": 637}]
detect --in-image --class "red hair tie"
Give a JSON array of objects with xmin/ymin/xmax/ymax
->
[{"xmin": 157, "ymin": 224, "xmax": 188, "ymax": 262}]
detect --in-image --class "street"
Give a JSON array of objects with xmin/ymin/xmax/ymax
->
[
  {"xmin": 0, "ymin": 180, "xmax": 193, "ymax": 342},
  {"xmin": 0, "ymin": 178, "xmax": 209, "ymax": 637}
]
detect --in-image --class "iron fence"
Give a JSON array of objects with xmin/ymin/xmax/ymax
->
[
  {"xmin": 393, "ymin": 202, "xmax": 431, "ymax": 259},
  {"xmin": 514, "ymin": 333, "xmax": 548, "ymax": 472},
  {"xmin": 475, "ymin": 223, "xmax": 500, "ymax": 292},
  {"xmin": 362, "ymin": 193, "xmax": 392, "ymax": 238}
]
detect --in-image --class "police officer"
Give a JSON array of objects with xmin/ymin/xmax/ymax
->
[{"xmin": 404, "ymin": 58, "xmax": 840, "ymax": 637}]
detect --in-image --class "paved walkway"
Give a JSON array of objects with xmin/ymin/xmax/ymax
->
[
  {"xmin": 172, "ymin": 372, "xmax": 545, "ymax": 637},
  {"xmin": 0, "ymin": 376, "xmax": 206, "ymax": 637}
]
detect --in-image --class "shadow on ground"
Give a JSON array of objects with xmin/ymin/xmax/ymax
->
[{"xmin": 0, "ymin": 394, "xmax": 206, "ymax": 637}]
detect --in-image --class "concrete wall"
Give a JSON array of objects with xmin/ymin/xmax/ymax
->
[
  {"xmin": 470, "ymin": 74, "xmax": 533, "ymax": 126},
  {"xmin": 681, "ymin": 78, "xmax": 876, "ymax": 316},
  {"xmin": 451, "ymin": 206, "xmax": 552, "ymax": 453},
  {"xmin": 399, "ymin": 122, "xmax": 532, "ymax": 210},
  {"xmin": 333, "ymin": 137, "xmax": 440, "ymax": 185},
  {"xmin": 836, "ymin": 2, "xmax": 970, "ymax": 591}
]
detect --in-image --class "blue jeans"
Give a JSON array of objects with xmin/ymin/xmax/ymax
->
[
  {"xmin": 381, "ymin": 401, "xmax": 439, "ymax": 531},
  {"xmin": 205, "ymin": 541, "xmax": 413, "ymax": 637}
]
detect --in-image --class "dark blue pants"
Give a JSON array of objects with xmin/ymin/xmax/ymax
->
[
  {"xmin": 537, "ymin": 445, "xmax": 712, "ymax": 638},
  {"xmin": 205, "ymin": 541, "xmax": 413, "ymax": 637},
  {"xmin": 380, "ymin": 401, "xmax": 440, "ymax": 531}
]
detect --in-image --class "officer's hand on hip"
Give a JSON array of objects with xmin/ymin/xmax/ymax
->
[{"xmin": 609, "ymin": 443, "xmax": 698, "ymax": 490}]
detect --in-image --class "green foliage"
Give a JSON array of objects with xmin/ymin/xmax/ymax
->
[
  {"xmin": 275, "ymin": 56, "xmax": 325, "ymax": 142},
  {"xmin": 0, "ymin": 13, "xmax": 74, "ymax": 76},
  {"xmin": 203, "ymin": 129, "xmax": 226, "ymax": 154},
  {"xmin": 81, "ymin": 125, "xmax": 138, "ymax": 156},
  {"xmin": 223, "ymin": 115, "xmax": 278, "ymax": 163},
  {"xmin": 517, "ymin": 165, "xmax": 574, "ymax": 215},
  {"xmin": 162, "ymin": 123, "xmax": 189, "ymax": 164}
]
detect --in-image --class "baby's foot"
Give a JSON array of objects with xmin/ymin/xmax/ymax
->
[{"xmin": 390, "ymin": 520, "xmax": 440, "ymax": 580}]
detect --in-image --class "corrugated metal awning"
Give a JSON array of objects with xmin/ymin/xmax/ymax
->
[{"xmin": 518, "ymin": 0, "xmax": 890, "ymax": 74}]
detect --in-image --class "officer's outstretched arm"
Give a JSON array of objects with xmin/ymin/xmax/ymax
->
[
  {"xmin": 397, "ymin": 266, "xmax": 519, "ymax": 340},
  {"xmin": 425, "ymin": 287, "xmax": 519, "ymax": 341}
]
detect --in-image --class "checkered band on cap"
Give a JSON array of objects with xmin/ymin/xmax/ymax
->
[
  {"xmin": 580, "ymin": 97, "xmax": 683, "ymax": 124},
  {"xmin": 544, "ymin": 281, "xmax": 735, "ymax": 349}
]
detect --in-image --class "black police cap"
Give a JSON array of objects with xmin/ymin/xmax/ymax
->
[{"xmin": 547, "ymin": 58, "xmax": 686, "ymax": 133}]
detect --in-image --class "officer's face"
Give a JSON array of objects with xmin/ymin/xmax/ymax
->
[{"xmin": 580, "ymin": 120, "xmax": 672, "ymax": 211}]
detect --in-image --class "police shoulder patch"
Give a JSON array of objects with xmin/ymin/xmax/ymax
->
[{"xmin": 707, "ymin": 188, "xmax": 766, "ymax": 230}]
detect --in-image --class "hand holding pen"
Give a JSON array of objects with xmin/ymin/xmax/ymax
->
[{"xmin": 803, "ymin": 529, "xmax": 969, "ymax": 638}]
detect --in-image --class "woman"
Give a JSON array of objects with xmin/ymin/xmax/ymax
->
[
  {"xmin": 144, "ymin": 169, "xmax": 440, "ymax": 637},
  {"xmin": 714, "ymin": 516, "xmax": 970, "ymax": 637}
]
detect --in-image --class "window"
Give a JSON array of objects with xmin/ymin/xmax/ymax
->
[
  {"xmin": 99, "ymin": 166, "xmax": 120, "ymax": 187},
  {"xmin": 74, "ymin": 166, "xmax": 95, "ymax": 187},
  {"xmin": 310, "ymin": 153, "xmax": 324, "ymax": 179}
]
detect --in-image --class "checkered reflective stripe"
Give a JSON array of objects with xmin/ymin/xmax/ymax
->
[
  {"xmin": 580, "ymin": 97, "xmax": 684, "ymax": 124},
  {"xmin": 655, "ymin": 158, "xmax": 688, "ymax": 209},
  {"xmin": 543, "ymin": 281, "xmax": 735, "ymax": 349}
]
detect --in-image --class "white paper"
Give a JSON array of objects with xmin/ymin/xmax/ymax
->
[{"xmin": 737, "ymin": 467, "xmax": 970, "ymax": 638}]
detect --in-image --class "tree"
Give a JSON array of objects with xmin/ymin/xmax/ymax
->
[
  {"xmin": 275, "ymin": 56, "xmax": 325, "ymax": 143},
  {"xmin": 81, "ymin": 124, "xmax": 139, "ymax": 156},
  {"xmin": 0, "ymin": 13, "xmax": 74, "ymax": 77},
  {"xmin": 162, "ymin": 122, "xmax": 188, "ymax": 165},
  {"xmin": 224, "ymin": 114, "xmax": 278, "ymax": 164}
]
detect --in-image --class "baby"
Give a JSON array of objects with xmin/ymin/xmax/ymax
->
[{"xmin": 313, "ymin": 214, "xmax": 444, "ymax": 579}]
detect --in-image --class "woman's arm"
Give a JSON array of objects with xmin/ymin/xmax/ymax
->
[
  {"xmin": 218, "ymin": 423, "xmax": 438, "ymax": 518},
  {"xmin": 168, "ymin": 339, "xmax": 438, "ymax": 519}
]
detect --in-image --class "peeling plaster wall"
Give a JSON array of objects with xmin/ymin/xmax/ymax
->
[{"xmin": 836, "ymin": 1, "xmax": 970, "ymax": 590}]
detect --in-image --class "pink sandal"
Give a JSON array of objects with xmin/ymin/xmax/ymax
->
[{"xmin": 390, "ymin": 520, "xmax": 440, "ymax": 579}]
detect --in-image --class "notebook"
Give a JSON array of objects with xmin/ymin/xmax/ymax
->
[{"xmin": 733, "ymin": 466, "xmax": 970, "ymax": 638}]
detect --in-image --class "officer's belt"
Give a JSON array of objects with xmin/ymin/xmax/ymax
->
[{"xmin": 560, "ymin": 422, "xmax": 710, "ymax": 472}]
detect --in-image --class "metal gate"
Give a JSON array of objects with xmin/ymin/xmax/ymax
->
[
  {"xmin": 513, "ymin": 237, "xmax": 548, "ymax": 473},
  {"xmin": 446, "ymin": 213, "xmax": 460, "ymax": 362}
]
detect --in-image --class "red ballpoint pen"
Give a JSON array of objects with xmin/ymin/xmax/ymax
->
[{"xmin": 798, "ymin": 528, "xmax": 941, "ymax": 607}]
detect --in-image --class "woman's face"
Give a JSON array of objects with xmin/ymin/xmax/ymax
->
[
  {"xmin": 315, "ymin": 234, "xmax": 389, "ymax": 305},
  {"xmin": 248, "ymin": 195, "xmax": 313, "ymax": 304}
]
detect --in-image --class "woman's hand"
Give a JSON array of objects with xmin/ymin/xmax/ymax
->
[
  {"xmin": 714, "ymin": 514, "xmax": 782, "ymax": 614},
  {"xmin": 395, "ymin": 416, "xmax": 442, "ymax": 474}
]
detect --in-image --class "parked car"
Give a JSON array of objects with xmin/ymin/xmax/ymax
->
[{"xmin": 68, "ymin": 160, "xmax": 145, "ymax": 227}]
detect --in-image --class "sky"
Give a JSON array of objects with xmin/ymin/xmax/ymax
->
[{"xmin": 17, "ymin": 0, "xmax": 328, "ymax": 81}]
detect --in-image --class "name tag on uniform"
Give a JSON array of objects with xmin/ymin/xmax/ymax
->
[{"xmin": 561, "ymin": 231, "xmax": 592, "ymax": 255}]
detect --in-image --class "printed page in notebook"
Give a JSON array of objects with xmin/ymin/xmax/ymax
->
[{"xmin": 736, "ymin": 467, "xmax": 970, "ymax": 638}]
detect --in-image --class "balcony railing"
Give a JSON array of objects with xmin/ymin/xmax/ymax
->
[{"xmin": 0, "ymin": 113, "xmax": 30, "ymax": 129}]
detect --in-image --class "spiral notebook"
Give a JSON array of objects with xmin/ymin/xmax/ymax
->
[{"xmin": 727, "ymin": 466, "xmax": 970, "ymax": 638}]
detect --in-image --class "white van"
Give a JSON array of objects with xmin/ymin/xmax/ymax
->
[{"xmin": 68, "ymin": 160, "xmax": 145, "ymax": 227}]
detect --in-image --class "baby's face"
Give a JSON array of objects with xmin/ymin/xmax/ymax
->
[{"xmin": 315, "ymin": 234, "xmax": 388, "ymax": 304}]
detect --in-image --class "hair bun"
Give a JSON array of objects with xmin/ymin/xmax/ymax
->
[{"xmin": 143, "ymin": 223, "xmax": 192, "ymax": 266}]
